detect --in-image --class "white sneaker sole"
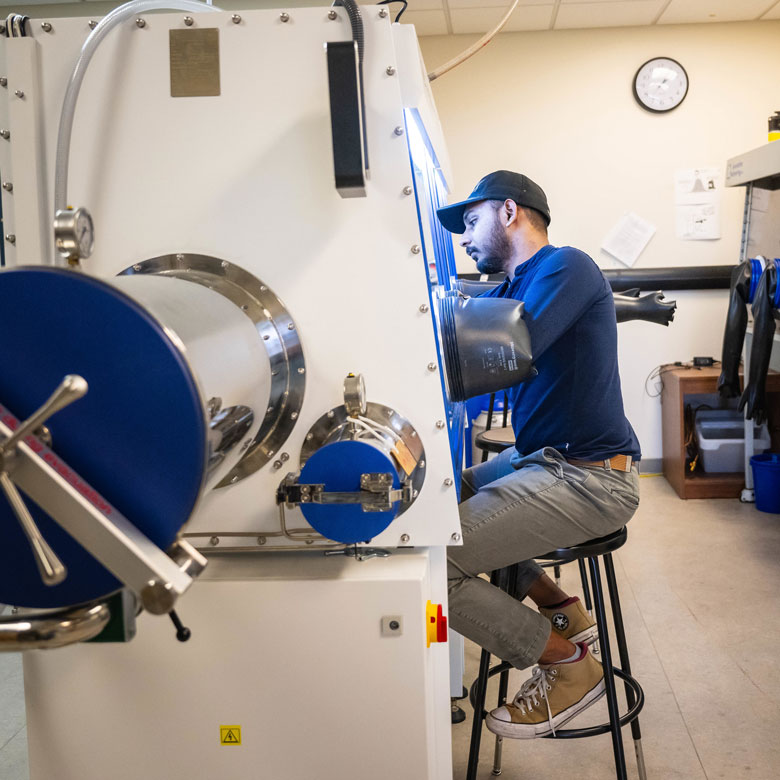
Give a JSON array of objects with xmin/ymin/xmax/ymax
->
[{"xmin": 484, "ymin": 678, "xmax": 606, "ymax": 739}]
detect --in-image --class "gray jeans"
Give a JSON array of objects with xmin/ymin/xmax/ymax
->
[{"xmin": 447, "ymin": 446, "xmax": 640, "ymax": 670}]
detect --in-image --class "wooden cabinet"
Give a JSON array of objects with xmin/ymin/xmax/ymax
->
[{"xmin": 661, "ymin": 366, "xmax": 780, "ymax": 499}]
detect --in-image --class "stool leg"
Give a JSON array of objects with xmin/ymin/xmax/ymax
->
[
  {"xmin": 578, "ymin": 557, "xmax": 598, "ymax": 655},
  {"xmin": 588, "ymin": 555, "xmax": 628, "ymax": 780},
  {"xmin": 467, "ymin": 647, "xmax": 491, "ymax": 780},
  {"xmin": 604, "ymin": 554, "xmax": 647, "ymax": 780}
]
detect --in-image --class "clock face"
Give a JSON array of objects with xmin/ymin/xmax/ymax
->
[{"xmin": 633, "ymin": 57, "xmax": 688, "ymax": 113}]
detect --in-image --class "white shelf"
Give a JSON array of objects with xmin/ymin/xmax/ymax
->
[{"xmin": 726, "ymin": 141, "xmax": 780, "ymax": 190}]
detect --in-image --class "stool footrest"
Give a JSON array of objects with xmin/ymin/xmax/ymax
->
[{"xmin": 469, "ymin": 662, "xmax": 644, "ymax": 738}]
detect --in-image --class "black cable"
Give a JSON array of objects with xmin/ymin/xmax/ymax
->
[{"xmin": 378, "ymin": 0, "xmax": 409, "ymax": 22}]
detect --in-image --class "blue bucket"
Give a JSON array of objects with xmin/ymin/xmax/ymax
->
[{"xmin": 750, "ymin": 454, "xmax": 780, "ymax": 513}]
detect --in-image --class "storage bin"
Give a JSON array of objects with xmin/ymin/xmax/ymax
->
[
  {"xmin": 750, "ymin": 454, "xmax": 780, "ymax": 513},
  {"xmin": 695, "ymin": 410, "xmax": 770, "ymax": 473}
]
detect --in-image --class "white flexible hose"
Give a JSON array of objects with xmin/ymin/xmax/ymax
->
[
  {"xmin": 427, "ymin": 0, "xmax": 520, "ymax": 82},
  {"xmin": 54, "ymin": 0, "xmax": 221, "ymax": 213}
]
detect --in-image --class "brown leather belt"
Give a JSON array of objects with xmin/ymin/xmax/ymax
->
[{"xmin": 565, "ymin": 454, "xmax": 633, "ymax": 472}]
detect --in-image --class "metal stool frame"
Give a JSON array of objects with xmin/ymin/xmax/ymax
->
[{"xmin": 465, "ymin": 528, "xmax": 647, "ymax": 780}]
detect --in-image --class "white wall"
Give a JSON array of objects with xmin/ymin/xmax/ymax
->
[{"xmin": 419, "ymin": 20, "xmax": 780, "ymax": 463}]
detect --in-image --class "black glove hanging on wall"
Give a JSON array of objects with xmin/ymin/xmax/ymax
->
[
  {"xmin": 718, "ymin": 260, "xmax": 757, "ymax": 398},
  {"xmin": 740, "ymin": 260, "xmax": 777, "ymax": 423}
]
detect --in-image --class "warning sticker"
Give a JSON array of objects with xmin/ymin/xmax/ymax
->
[{"xmin": 220, "ymin": 725, "xmax": 241, "ymax": 745}]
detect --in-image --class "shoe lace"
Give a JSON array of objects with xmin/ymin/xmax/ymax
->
[{"xmin": 512, "ymin": 667, "xmax": 559, "ymax": 736}]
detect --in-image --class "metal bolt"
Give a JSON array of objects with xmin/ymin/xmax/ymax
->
[
  {"xmin": 272, "ymin": 460, "xmax": 283, "ymax": 470},
  {"xmin": 2, "ymin": 182, "xmax": 12, "ymax": 192},
  {"xmin": 89, "ymin": 20, "xmax": 98, "ymax": 30},
  {"xmin": 386, "ymin": 65, "xmax": 396, "ymax": 76},
  {"xmin": 305, "ymin": 539, "xmax": 313, "ymax": 545},
  {"xmin": 287, "ymin": 322, "xmax": 295, "ymax": 330},
  {"xmin": 435, "ymin": 420, "xmax": 445, "ymax": 429},
  {"xmin": 0, "ymin": 78, "xmax": 6, "ymax": 88},
  {"xmin": 403, "ymin": 185, "xmax": 413, "ymax": 196},
  {"xmin": 176, "ymin": 253, "xmax": 185, "ymax": 261},
  {"xmin": 290, "ymin": 411, "xmax": 298, "ymax": 420},
  {"xmin": 306, "ymin": 433, "xmax": 313, "ymax": 441},
  {"xmin": 14, "ymin": 90, "xmax": 24, "ymax": 99},
  {"xmin": 133, "ymin": 263, "xmax": 142, "ymax": 271},
  {"xmin": 418, "ymin": 460, "xmax": 425, "ymax": 469},
  {"xmin": 263, "ymin": 334, "xmax": 270, "ymax": 340},
  {"xmin": 444, "ymin": 478, "xmax": 454, "ymax": 487},
  {"xmin": 419, "ymin": 304, "xmax": 429, "ymax": 313},
  {"xmin": 136, "ymin": 18, "xmax": 146, "ymax": 28},
  {"xmin": 241, "ymin": 304, "xmax": 249, "ymax": 311},
  {"xmin": 379, "ymin": 7, "xmax": 389, "ymax": 17},
  {"xmin": 209, "ymin": 536, "xmax": 219, "ymax": 546},
  {"xmin": 257, "ymin": 536, "xmax": 267, "ymax": 545},
  {"xmin": 387, "ymin": 409, "xmax": 394, "ymax": 416},
  {"xmin": 232, "ymin": 14, "xmax": 241, "ymax": 24},
  {"xmin": 5, "ymin": 234, "xmax": 15, "ymax": 244},
  {"xmin": 280, "ymin": 12, "xmax": 290, "ymax": 23},
  {"xmin": 389, "ymin": 620, "xmax": 400, "ymax": 631},
  {"xmin": 400, "ymin": 534, "xmax": 410, "ymax": 543},
  {"xmin": 41, "ymin": 22, "xmax": 52, "ymax": 33},
  {"xmin": 327, "ymin": 9, "xmax": 337, "ymax": 20},
  {"xmin": 327, "ymin": 410, "xmax": 335, "ymax": 418},
  {"xmin": 0, "ymin": 130, "xmax": 9, "ymax": 140},
  {"xmin": 427, "ymin": 362, "xmax": 437, "ymax": 372},
  {"xmin": 280, "ymin": 452, "xmax": 290, "ymax": 462},
  {"xmin": 411, "ymin": 244, "xmax": 421, "ymax": 254},
  {"xmin": 297, "ymin": 367, "xmax": 305, "ymax": 374},
  {"xmin": 183, "ymin": 16, "xmax": 193, "ymax": 26},
  {"xmin": 394, "ymin": 126, "xmax": 405, "ymax": 136},
  {"xmin": 451, "ymin": 532, "xmax": 461, "ymax": 542},
  {"xmin": 413, "ymin": 489, "xmax": 419, "ymax": 498}
]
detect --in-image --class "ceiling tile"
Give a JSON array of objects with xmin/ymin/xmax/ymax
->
[
  {"xmin": 760, "ymin": 0, "xmax": 780, "ymax": 18},
  {"xmin": 400, "ymin": 9, "xmax": 450, "ymax": 35},
  {"xmin": 556, "ymin": 0, "xmax": 666, "ymax": 29},
  {"xmin": 447, "ymin": 0, "xmax": 550, "ymax": 8},
  {"xmin": 451, "ymin": 4, "xmax": 554, "ymax": 33},
  {"xmin": 658, "ymin": 0, "xmax": 775, "ymax": 24},
  {"xmin": 397, "ymin": 0, "xmax": 445, "ymax": 10}
]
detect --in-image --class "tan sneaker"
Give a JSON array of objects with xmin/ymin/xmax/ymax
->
[
  {"xmin": 539, "ymin": 597, "xmax": 598, "ymax": 645},
  {"xmin": 485, "ymin": 644, "xmax": 605, "ymax": 738}
]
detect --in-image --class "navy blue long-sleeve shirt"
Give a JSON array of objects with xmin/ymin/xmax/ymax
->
[{"xmin": 481, "ymin": 244, "xmax": 641, "ymax": 462}]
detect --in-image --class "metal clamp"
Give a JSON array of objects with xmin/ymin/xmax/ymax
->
[
  {"xmin": 324, "ymin": 546, "xmax": 390, "ymax": 562},
  {"xmin": 277, "ymin": 472, "xmax": 412, "ymax": 513}
]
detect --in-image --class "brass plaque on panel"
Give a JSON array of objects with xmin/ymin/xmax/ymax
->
[{"xmin": 170, "ymin": 28, "xmax": 220, "ymax": 98}]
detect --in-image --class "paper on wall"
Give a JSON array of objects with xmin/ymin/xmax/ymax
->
[
  {"xmin": 601, "ymin": 212, "xmax": 656, "ymax": 267},
  {"xmin": 674, "ymin": 167, "xmax": 722, "ymax": 240}
]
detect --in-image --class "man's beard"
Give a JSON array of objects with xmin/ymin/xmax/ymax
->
[{"xmin": 473, "ymin": 216, "xmax": 512, "ymax": 275}]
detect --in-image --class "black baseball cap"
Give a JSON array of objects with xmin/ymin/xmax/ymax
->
[{"xmin": 436, "ymin": 170, "xmax": 550, "ymax": 234}]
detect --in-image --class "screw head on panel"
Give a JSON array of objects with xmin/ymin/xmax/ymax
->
[
  {"xmin": 88, "ymin": 20, "xmax": 98, "ymax": 30},
  {"xmin": 272, "ymin": 460, "xmax": 282, "ymax": 470},
  {"xmin": 435, "ymin": 420, "xmax": 445, "ymax": 429},
  {"xmin": 400, "ymin": 534, "xmax": 410, "ymax": 543},
  {"xmin": 419, "ymin": 303, "xmax": 429, "ymax": 313},
  {"xmin": 297, "ymin": 367, "xmax": 305, "ymax": 374},
  {"xmin": 443, "ymin": 478, "xmax": 454, "ymax": 487},
  {"xmin": 280, "ymin": 12, "xmax": 290, "ymax": 23},
  {"xmin": 0, "ymin": 130, "xmax": 10, "ymax": 140},
  {"xmin": 403, "ymin": 185, "xmax": 413, "ymax": 196},
  {"xmin": 379, "ymin": 7, "xmax": 389, "ymax": 18},
  {"xmin": 40, "ymin": 22, "xmax": 52, "ymax": 33},
  {"xmin": 394, "ymin": 126, "xmax": 405, "ymax": 136},
  {"xmin": 232, "ymin": 14, "xmax": 242, "ymax": 24},
  {"xmin": 427, "ymin": 362, "xmax": 437, "ymax": 372},
  {"xmin": 419, "ymin": 460, "xmax": 425, "ymax": 468},
  {"xmin": 135, "ymin": 18, "xmax": 146, "ymax": 28},
  {"xmin": 5, "ymin": 234, "xmax": 15, "ymax": 244},
  {"xmin": 287, "ymin": 322, "xmax": 295, "ymax": 330},
  {"xmin": 327, "ymin": 9, "xmax": 337, "ymax": 20},
  {"xmin": 411, "ymin": 244, "xmax": 421, "ymax": 254},
  {"xmin": 14, "ymin": 90, "xmax": 24, "ymax": 99},
  {"xmin": 257, "ymin": 536, "xmax": 267, "ymax": 545},
  {"xmin": 2, "ymin": 182, "xmax": 12, "ymax": 192},
  {"xmin": 306, "ymin": 433, "xmax": 313, "ymax": 441},
  {"xmin": 386, "ymin": 65, "xmax": 396, "ymax": 76},
  {"xmin": 183, "ymin": 16, "xmax": 193, "ymax": 26},
  {"xmin": 280, "ymin": 452, "xmax": 290, "ymax": 462},
  {"xmin": 290, "ymin": 412, "xmax": 298, "ymax": 420},
  {"xmin": 209, "ymin": 536, "xmax": 220, "ymax": 546},
  {"xmin": 0, "ymin": 78, "xmax": 6, "ymax": 87},
  {"xmin": 132, "ymin": 264, "xmax": 142, "ymax": 271},
  {"xmin": 451, "ymin": 532, "xmax": 461, "ymax": 542}
]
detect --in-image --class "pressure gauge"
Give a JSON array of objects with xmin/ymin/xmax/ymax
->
[
  {"xmin": 54, "ymin": 207, "xmax": 94, "ymax": 262},
  {"xmin": 632, "ymin": 57, "xmax": 688, "ymax": 114}
]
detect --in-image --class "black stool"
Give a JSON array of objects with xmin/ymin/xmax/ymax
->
[{"xmin": 466, "ymin": 527, "xmax": 646, "ymax": 780}]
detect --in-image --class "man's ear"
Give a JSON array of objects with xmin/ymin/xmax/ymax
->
[{"xmin": 504, "ymin": 199, "xmax": 518, "ymax": 227}]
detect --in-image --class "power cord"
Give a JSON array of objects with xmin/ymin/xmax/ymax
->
[
  {"xmin": 377, "ymin": 0, "xmax": 408, "ymax": 22},
  {"xmin": 644, "ymin": 360, "xmax": 722, "ymax": 398}
]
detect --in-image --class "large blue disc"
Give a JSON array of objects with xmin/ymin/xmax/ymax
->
[
  {"xmin": 0, "ymin": 267, "xmax": 207, "ymax": 608},
  {"xmin": 299, "ymin": 440, "xmax": 400, "ymax": 544}
]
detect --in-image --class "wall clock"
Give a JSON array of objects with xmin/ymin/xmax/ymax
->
[{"xmin": 633, "ymin": 57, "xmax": 688, "ymax": 113}]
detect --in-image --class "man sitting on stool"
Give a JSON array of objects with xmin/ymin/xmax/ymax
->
[{"xmin": 437, "ymin": 170, "xmax": 641, "ymax": 738}]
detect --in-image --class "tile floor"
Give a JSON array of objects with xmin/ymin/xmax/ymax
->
[{"xmin": 2, "ymin": 474, "xmax": 779, "ymax": 779}]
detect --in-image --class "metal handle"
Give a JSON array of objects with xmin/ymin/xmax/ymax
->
[
  {"xmin": 0, "ymin": 374, "xmax": 87, "ymax": 456},
  {"xmin": 0, "ymin": 472, "xmax": 67, "ymax": 585}
]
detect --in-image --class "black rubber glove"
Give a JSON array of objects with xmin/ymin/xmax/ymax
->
[{"xmin": 614, "ymin": 291, "xmax": 676, "ymax": 325}]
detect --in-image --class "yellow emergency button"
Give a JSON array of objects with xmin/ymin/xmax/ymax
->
[{"xmin": 425, "ymin": 600, "xmax": 448, "ymax": 647}]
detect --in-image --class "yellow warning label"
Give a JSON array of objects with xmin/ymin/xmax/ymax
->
[{"xmin": 220, "ymin": 725, "xmax": 241, "ymax": 745}]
